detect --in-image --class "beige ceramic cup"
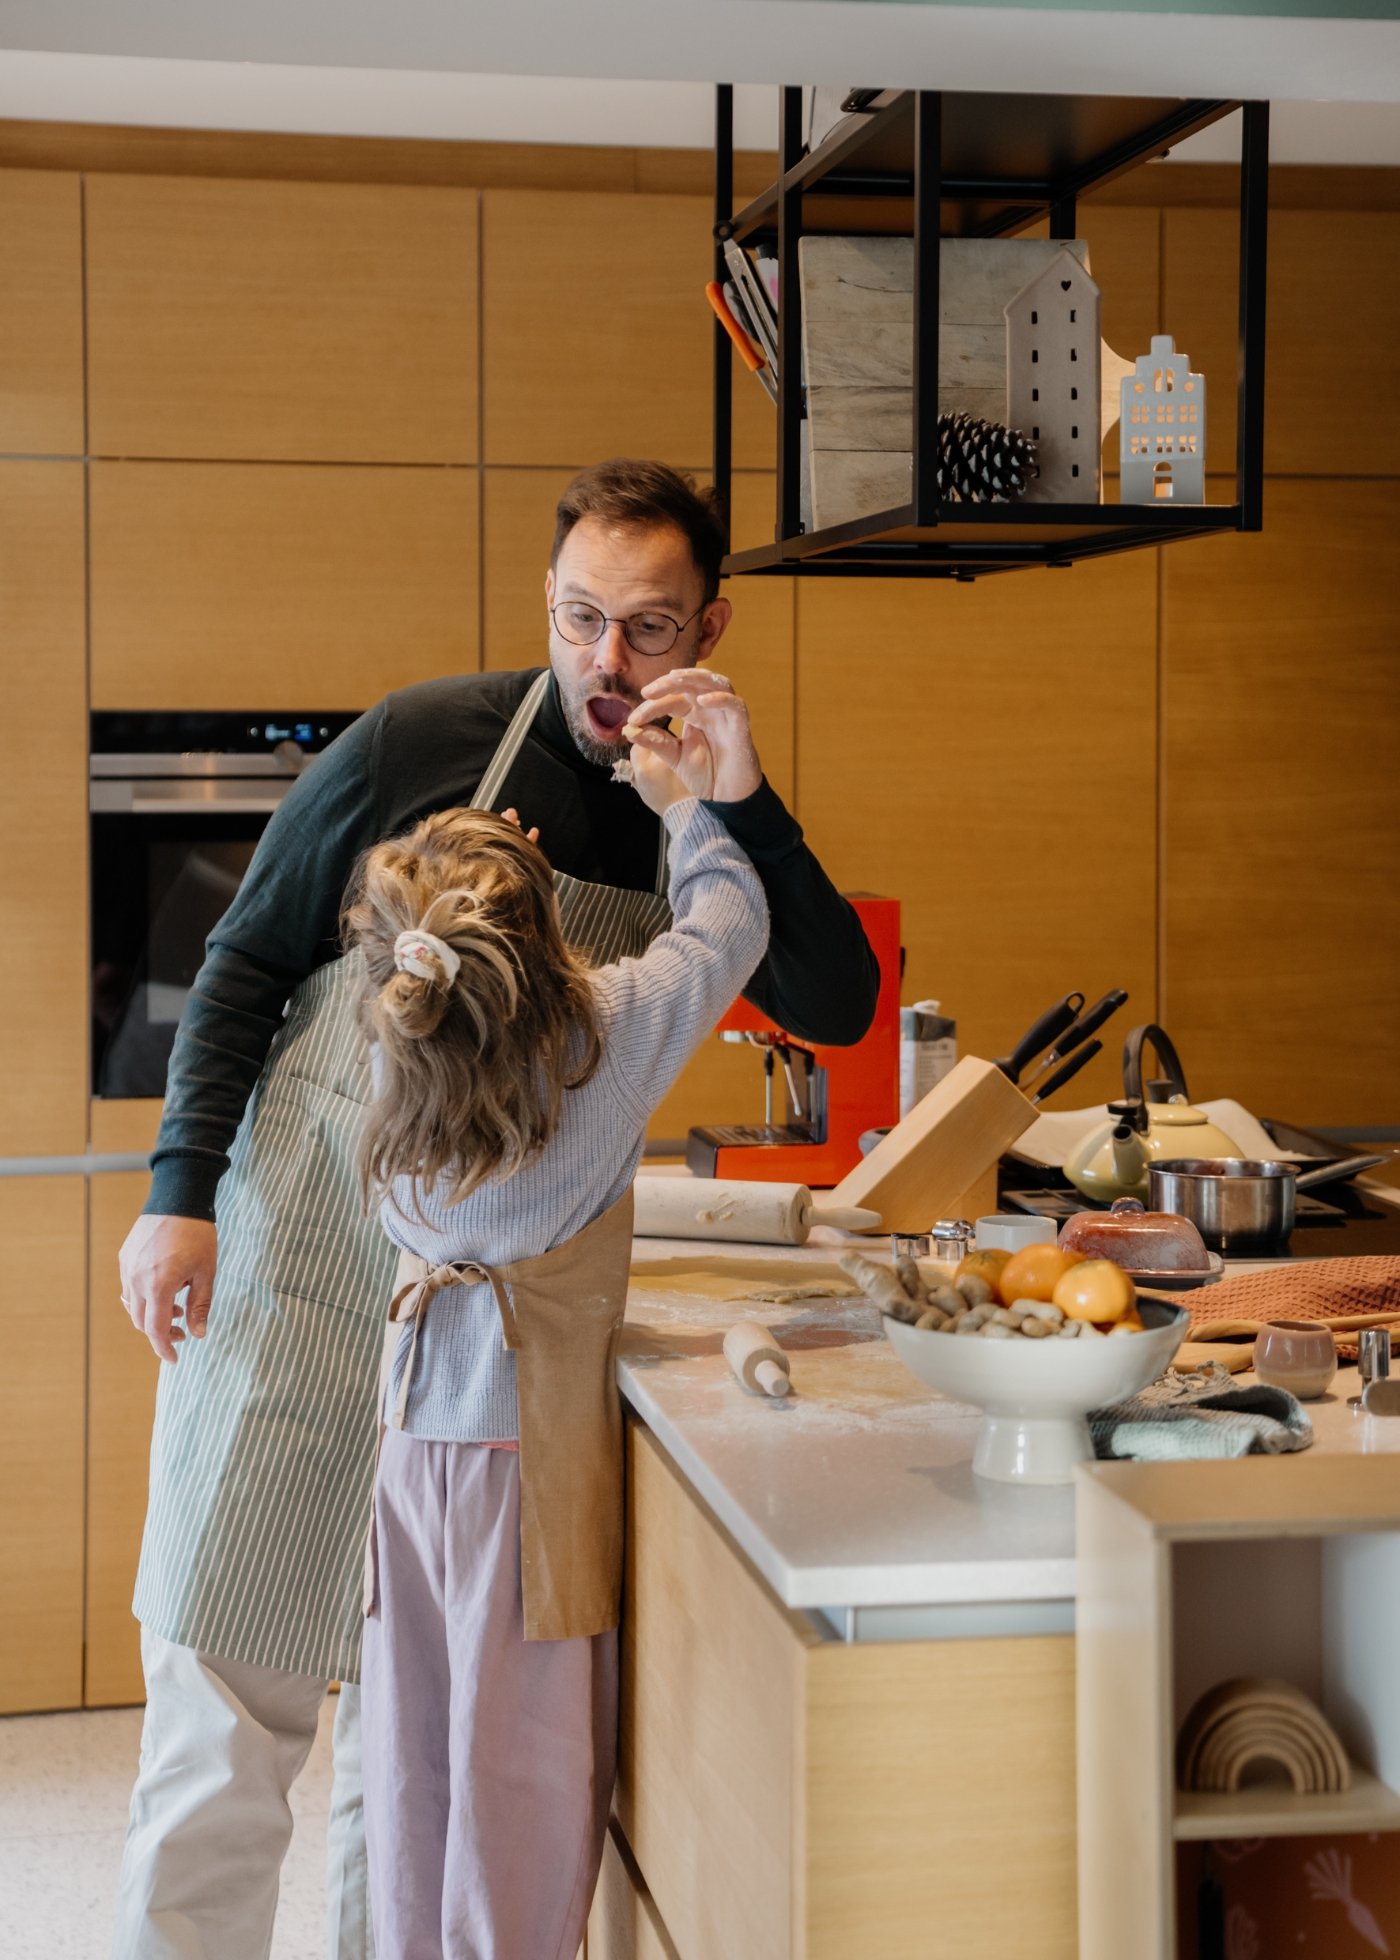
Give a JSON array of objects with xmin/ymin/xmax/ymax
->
[{"xmin": 1253, "ymin": 1319, "xmax": 1337, "ymax": 1400}]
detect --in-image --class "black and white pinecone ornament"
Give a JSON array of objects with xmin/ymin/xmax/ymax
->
[{"xmin": 937, "ymin": 413, "xmax": 1036, "ymax": 503}]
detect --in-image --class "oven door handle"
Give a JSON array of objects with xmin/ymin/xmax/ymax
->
[
  {"xmin": 90, "ymin": 786, "xmax": 294, "ymax": 814},
  {"xmin": 126, "ymin": 795, "xmax": 289, "ymax": 814}
]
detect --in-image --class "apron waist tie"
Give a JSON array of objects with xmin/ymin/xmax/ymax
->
[{"xmin": 385, "ymin": 1259, "xmax": 516, "ymax": 1430}]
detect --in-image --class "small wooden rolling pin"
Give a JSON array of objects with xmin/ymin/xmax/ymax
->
[
  {"xmin": 723, "ymin": 1320, "xmax": 792, "ymax": 1398},
  {"xmin": 633, "ymin": 1175, "xmax": 880, "ymax": 1246}
]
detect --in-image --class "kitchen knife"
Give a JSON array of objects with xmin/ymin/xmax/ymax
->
[
  {"xmin": 993, "ymin": 992, "xmax": 1086, "ymax": 1084},
  {"xmin": 1031, "ymin": 1038, "xmax": 1103, "ymax": 1105},
  {"xmin": 1024, "ymin": 988, "xmax": 1128, "ymax": 1092}
]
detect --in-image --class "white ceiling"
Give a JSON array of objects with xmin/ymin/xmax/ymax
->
[{"xmin": 2, "ymin": 3, "xmax": 1400, "ymax": 160}]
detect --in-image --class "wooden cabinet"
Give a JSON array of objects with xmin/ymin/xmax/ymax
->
[
  {"xmin": 0, "ymin": 169, "xmax": 85, "ymax": 455},
  {"xmin": 618, "ymin": 1421, "xmax": 1077, "ymax": 1959},
  {"xmin": 86, "ymin": 1173, "xmax": 159, "ymax": 1707},
  {"xmin": 482, "ymin": 190, "xmax": 771, "ymax": 473},
  {"xmin": 793, "ymin": 550, "xmax": 1159, "ymax": 1109},
  {"xmin": 1161, "ymin": 477, "xmax": 1400, "ymax": 1124},
  {"xmin": 85, "ymin": 175, "xmax": 479, "ymax": 464},
  {"xmin": 1163, "ymin": 209, "xmax": 1400, "ymax": 477},
  {"xmin": 89, "ymin": 460, "xmax": 479, "ymax": 709},
  {"xmin": 0, "ymin": 461, "xmax": 88, "ymax": 1158},
  {"xmin": 0, "ymin": 1177, "xmax": 87, "ymax": 1714}
]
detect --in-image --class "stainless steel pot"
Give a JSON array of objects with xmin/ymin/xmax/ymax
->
[{"xmin": 1147, "ymin": 1158, "xmax": 1297, "ymax": 1256}]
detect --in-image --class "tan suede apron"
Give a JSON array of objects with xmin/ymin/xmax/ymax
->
[{"xmin": 366, "ymin": 1186, "xmax": 635, "ymax": 1642}]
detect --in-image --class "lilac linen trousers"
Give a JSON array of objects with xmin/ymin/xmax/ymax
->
[{"xmin": 360, "ymin": 1430, "xmax": 618, "ymax": 1960}]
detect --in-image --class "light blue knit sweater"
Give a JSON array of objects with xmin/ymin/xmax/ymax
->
[{"xmin": 378, "ymin": 798, "xmax": 768, "ymax": 1442}]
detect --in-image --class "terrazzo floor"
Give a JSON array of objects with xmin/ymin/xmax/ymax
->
[{"xmin": 0, "ymin": 1694, "xmax": 338, "ymax": 1958}]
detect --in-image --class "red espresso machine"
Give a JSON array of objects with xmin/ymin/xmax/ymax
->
[{"xmin": 685, "ymin": 895, "xmax": 901, "ymax": 1188}]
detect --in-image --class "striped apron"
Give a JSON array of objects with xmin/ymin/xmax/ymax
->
[{"xmin": 133, "ymin": 672, "xmax": 670, "ymax": 1681}]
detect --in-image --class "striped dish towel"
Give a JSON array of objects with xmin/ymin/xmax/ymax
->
[{"xmin": 1090, "ymin": 1362, "xmax": 1313, "ymax": 1461}]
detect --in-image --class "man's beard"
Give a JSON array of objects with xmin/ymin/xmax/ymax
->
[{"xmin": 559, "ymin": 679, "xmax": 639, "ymax": 768}]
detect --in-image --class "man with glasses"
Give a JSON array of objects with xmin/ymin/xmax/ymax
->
[{"xmin": 112, "ymin": 457, "xmax": 878, "ymax": 1960}]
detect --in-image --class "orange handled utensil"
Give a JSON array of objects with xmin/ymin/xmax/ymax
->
[{"xmin": 705, "ymin": 281, "xmax": 766, "ymax": 374}]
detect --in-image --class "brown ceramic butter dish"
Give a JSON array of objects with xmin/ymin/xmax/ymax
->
[{"xmin": 1060, "ymin": 1197, "xmax": 1212, "ymax": 1274}]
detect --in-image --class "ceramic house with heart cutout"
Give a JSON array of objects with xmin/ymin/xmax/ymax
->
[
  {"xmin": 1119, "ymin": 334, "xmax": 1207, "ymax": 503},
  {"xmin": 1004, "ymin": 247, "xmax": 1103, "ymax": 502}
]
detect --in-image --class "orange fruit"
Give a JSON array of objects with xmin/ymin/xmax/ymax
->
[
  {"xmin": 996, "ymin": 1243, "xmax": 1085, "ymax": 1306},
  {"xmin": 1053, "ymin": 1259, "xmax": 1138, "ymax": 1324},
  {"xmin": 956, "ymin": 1248, "xmax": 1012, "ymax": 1290}
]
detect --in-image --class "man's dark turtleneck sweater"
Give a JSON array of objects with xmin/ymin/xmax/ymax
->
[{"xmin": 148, "ymin": 668, "xmax": 881, "ymax": 1221}]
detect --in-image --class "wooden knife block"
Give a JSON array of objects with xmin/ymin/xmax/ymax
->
[{"xmin": 828, "ymin": 1055, "xmax": 1036, "ymax": 1232}]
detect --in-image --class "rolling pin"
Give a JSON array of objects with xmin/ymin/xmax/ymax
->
[
  {"xmin": 723, "ymin": 1320, "xmax": 792, "ymax": 1398},
  {"xmin": 633, "ymin": 1175, "xmax": 880, "ymax": 1246}
]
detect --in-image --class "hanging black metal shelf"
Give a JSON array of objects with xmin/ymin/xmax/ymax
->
[{"xmin": 711, "ymin": 86, "xmax": 1269, "ymax": 581}]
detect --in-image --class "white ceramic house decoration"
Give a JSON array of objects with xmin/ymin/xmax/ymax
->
[
  {"xmin": 1004, "ymin": 247, "xmax": 1103, "ymax": 503},
  {"xmin": 1119, "ymin": 335, "xmax": 1206, "ymax": 503}
]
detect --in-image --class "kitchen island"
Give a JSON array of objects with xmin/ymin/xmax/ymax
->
[{"xmin": 588, "ymin": 1233, "xmax": 1400, "ymax": 1960}]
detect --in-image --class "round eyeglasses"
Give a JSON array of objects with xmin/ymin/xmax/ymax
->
[{"xmin": 549, "ymin": 600, "xmax": 704, "ymax": 659}]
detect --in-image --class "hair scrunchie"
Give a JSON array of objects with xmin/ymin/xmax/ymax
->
[{"xmin": 392, "ymin": 929, "xmax": 462, "ymax": 987}]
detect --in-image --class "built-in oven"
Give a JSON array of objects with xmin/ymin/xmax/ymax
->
[{"xmin": 90, "ymin": 711, "xmax": 359, "ymax": 1099}]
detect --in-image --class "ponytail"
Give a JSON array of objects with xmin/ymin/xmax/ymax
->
[{"xmin": 344, "ymin": 810, "xmax": 602, "ymax": 1206}]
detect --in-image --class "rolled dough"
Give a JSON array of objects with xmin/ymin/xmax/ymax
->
[{"xmin": 628, "ymin": 1254, "xmax": 860, "ymax": 1305}]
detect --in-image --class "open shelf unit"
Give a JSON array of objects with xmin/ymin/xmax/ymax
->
[
  {"xmin": 712, "ymin": 86, "xmax": 1269, "ymax": 578},
  {"xmin": 1076, "ymin": 1456, "xmax": 1400, "ymax": 1959}
]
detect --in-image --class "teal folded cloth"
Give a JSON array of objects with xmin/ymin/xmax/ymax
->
[{"xmin": 1090, "ymin": 1362, "xmax": 1314, "ymax": 1461}]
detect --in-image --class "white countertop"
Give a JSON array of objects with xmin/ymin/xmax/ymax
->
[{"xmin": 619, "ymin": 1234, "xmax": 1400, "ymax": 1627}]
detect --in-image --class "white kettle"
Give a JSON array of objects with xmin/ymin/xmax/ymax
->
[{"xmin": 1062, "ymin": 1025, "xmax": 1246, "ymax": 1203}]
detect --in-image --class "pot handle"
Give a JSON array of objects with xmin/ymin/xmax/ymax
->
[{"xmin": 1122, "ymin": 1024, "xmax": 1191, "ymax": 1109}]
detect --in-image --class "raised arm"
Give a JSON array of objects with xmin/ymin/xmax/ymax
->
[
  {"xmin": 595, "ymin": 757, "xmax": 769, "ymax": 1123},
  {"xmin": 630, "ymin": 671, "xmax": 879, "ymax": 1046}
]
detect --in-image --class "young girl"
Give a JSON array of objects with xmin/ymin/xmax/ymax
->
[{"xmin": 344, "ymin": 743, "xmax": 768, "ymax": 1960}]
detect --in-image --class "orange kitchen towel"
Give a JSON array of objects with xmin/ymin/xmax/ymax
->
[{"xmin": 1186, "ymin": 1256, "xmax": 1400, "ymax": 1361}]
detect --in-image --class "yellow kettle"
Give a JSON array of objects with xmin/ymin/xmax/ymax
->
[{"xmin": 1062, "ymin": 1025, "xmax": 1245, "ymax": 1203}]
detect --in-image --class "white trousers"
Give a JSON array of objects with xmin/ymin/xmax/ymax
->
[{"xmin": 111, "ymin": 1629, "xmax": 373, "ymax": 1960}]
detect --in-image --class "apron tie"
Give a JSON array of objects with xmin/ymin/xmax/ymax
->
[{"xmin": 385, "ymin": 1259, "xmax": 516, "ymax": 1429}]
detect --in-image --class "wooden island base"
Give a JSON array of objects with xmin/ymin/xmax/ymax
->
[{"xmin": 589, "ymin": 1419, "xmax": 1078, "ymax": 1960}]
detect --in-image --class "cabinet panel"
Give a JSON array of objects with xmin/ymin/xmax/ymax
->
[
  {"xmin": 621, "ymin": 1420, "xmax": 1078, "ymax": 1960},
  {"xmin": 86, "ymin": 175, "xmax": 478, "ymax": 463},
  {"xmin": 483, "ymin": 190, "xmax": 770, "ymax": 473},
  {"xmin": 794, "ymin": 554, "xmax": 1159, "ymax": 1108},
  {"xmin": 0, "ymin": 1177, "xmax": 86, "ymax": 1714},
  {"xmin": 86, "ymin": 1172, "xmax": 159, "ymax": 1707},
  {"xmin": 1161, "ymin": 478, "xmax": 1400, "ymax": 1125},
  {"xmin": 0, "ymin": 461, "xmax": 88, "ymax": 1157},
  {"xmin": 619, "ymin": 1422, "xmax": 812, "ymax": 1960},
  {"xmin": 90, "ymin": 461, "xmax": 479, "ymax": 709},
  {"xmin": 0, "ymin": 170, "xmax": 85, "ymax": 455},
  {"xmin": 587, "ymin": 1823, "xmax": 681, "ymax": 1960},
  {"xmin": 1163, "ymin": 208, "xmax": 1400, "ymax": 477},
  {"xmin": 480, "ymin": 467, "xmax": 793, "ymax": 1141}
]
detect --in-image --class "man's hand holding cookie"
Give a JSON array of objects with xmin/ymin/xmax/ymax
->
[{"xmin": 622, "ymin": 671, "xmax": 763, "ymax": 804}]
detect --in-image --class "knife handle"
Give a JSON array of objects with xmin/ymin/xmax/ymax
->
[
  {"xmin": 1032, "ymin": 1038, "xmax": 1103, "ymax": 1105},
  {"xmin": 995, "ymin": 992, "xmax": 1085, "ymax": 1083},
  {"xmin": 1026, "ymin": 988, "xmax": 1129, "ymax": 1089}
]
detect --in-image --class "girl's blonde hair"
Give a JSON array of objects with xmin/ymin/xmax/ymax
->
[{"xmin": 344, "ymin": 808, "xmax": 602, "ymax": 1207}]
